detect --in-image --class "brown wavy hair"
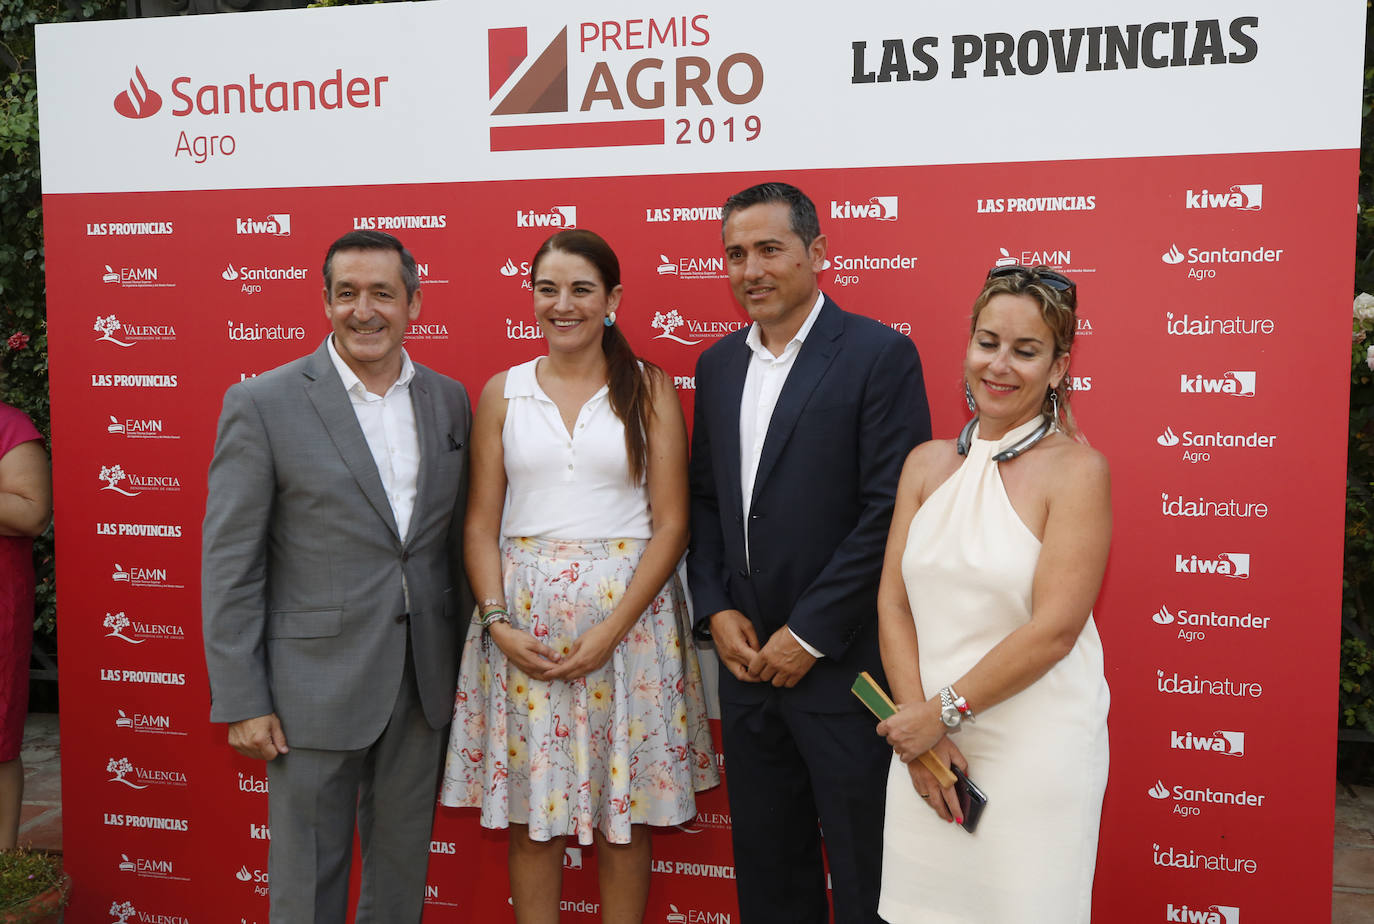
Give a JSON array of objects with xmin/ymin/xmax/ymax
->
[{"xmin": 531, "ymin": 229, "xmax": 663, "ymax": 483}]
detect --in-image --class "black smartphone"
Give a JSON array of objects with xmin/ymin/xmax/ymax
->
[{"xmin": 951, "ymin": 764, "xmax": 988, "ymax": 834}]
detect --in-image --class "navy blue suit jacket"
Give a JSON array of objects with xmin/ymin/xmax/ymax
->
[{"xmin": 687, "ymin": 296, "xmax": 930, "ymax": 712}]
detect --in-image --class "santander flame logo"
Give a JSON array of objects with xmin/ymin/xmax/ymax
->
[{"xmin": 113, "ymin": 67, "xmax": 162, "ymax": 119}]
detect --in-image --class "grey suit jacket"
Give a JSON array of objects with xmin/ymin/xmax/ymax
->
[{"xmin": 202, "ymin": 338, "xmax": 472, "ymax": 751}]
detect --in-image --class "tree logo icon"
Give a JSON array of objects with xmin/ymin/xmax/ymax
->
[
  {"xmin": 99, "ymin": 464, "xmax": 140, "ymax": 497},
  {"xmin": 651, "ymin": 309, "xmax": 701, "ymax": 346},
  {"xmin": 106, "ymin": 757, "xmax": 147, "ymax": 789},
  {"xmin": 94, "ymin": 315, "xmax": 134, "ymax": 347},
  {"xmin": 109, "ymin": 900, "xmax": 137, "ymax": 923},
  {"xmin": 103, "ymin": 612, "xmax": 142, "ymax": 645}
]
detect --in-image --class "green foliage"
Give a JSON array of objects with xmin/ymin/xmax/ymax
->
[
  {"xmin": 2, "ymin": 0, "xmax": 122, "ymax": 648},
  {"xmin": 0, "ymin": 848, "xmax": 67, "ymax": 915},
  {"xmin": 1341, "ymin": 15, "xmax": 1374, "ymax": 776}
]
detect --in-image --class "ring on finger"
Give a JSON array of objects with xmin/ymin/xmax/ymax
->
[{"xmin": 919, "ymin": 793, "xmax": 930, "ymax": 799}]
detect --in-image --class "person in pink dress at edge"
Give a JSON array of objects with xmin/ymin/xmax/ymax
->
[
  {"xmin": 875, "ymin": 265, "xmax": 1111, "ymax": 923},
  {"xmin": 441, "ymin": 229, "xmax": 718, "ymax": 923},
  {"xmin": 0, "ymin": 398, "xmax": 52, "ymax": 849}
]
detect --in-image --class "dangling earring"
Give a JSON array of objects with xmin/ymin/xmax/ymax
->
[
  {"xmin": 1048, "ymin": 387, "xmax": 1061, "ymax": 429},
  {"xmin": 604, "ymin": 311, "xmax": 617, "ymax": 328},
  {"xmin": 964, "ymin": 381, "xmax": 976, "ymax": 412}
]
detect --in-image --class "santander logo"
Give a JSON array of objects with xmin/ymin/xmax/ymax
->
[{"xmin": 114, "ymin": 67, "xmax": 162, "ymax": 119}]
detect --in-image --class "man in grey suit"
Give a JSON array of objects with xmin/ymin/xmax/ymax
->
[{"xmin": 202, "ymin": 230, "xmax": 471, "ymax": 922}]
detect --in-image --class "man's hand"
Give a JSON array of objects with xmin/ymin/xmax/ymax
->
[
  {"xmin": 228, "ymin": 713, "xmax": 290, "ymax": 761},
  {"xmin": 747, "ymin": 626, "xmax": 817, "ymax": 687},
  {"xmin": 709, "ymin": 609, "xmax": 761, "ymax": 682}
]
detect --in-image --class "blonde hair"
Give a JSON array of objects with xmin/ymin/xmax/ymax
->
[{"xmin": 969, "ymin": 266, "xmax": 1080, "ymax": 435}]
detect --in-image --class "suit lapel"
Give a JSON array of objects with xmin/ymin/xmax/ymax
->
[
  {"xmin": 303, "ymin": 341, "xmax": 401, "ymax": 540},
  {"xmin": 406, "ymin": 368, "xmax": 439, "ymax": 546},
  {"xmin": 719, "ymin": 339, "xmax": 751, "ymax": 518},
  {"xmin": 750, "ymin": 299, "xmax": 842, "ymax": 508}
]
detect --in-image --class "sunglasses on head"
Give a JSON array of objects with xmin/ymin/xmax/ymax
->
[{"xmin": 986, "ymin": 264, "xmax": 1076, "ymax": 295}]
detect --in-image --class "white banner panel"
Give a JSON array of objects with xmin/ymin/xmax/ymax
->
[{"xmin": 37, "ymin": 1, "xmax": 1365, "ymax": 192}]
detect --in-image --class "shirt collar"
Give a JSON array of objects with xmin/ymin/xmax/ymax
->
[
  {"xmin": 745, "ymin": 291, "xmax": 826, "ymax": 360},
  {"xmin": 326, "ymin": 335, "xmax": 414, "ymax": 397}
]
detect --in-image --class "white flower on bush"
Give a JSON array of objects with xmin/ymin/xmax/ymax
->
[
  {"xmin": 1365, "ymin": 343, "xmax": 1374, "ymax": 371},
  {"xmin": 1356, "ymin": 293, "xmax": 1374, "ymax": 321}
]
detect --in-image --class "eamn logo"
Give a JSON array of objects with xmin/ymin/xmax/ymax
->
[{"xmin": 113, "ymin": 67, "xmax": 162, "ymax": 119}]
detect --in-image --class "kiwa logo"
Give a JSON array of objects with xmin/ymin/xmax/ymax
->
[
  {"xmin": 1186, "ymin": 184, "xmax": 1262, "ymax": 210},
  {"xmin": 830, "ymin": 196, "xmax": 898, "ymax": 221},
  {"xmin": 1165, "ymin": 904, "xmax": 1240, "ymax": 923},
  {"xmin": 1171, "ymin": 729, "xmax": 1246, "ymax": 757},
  {"xmin": 517, "ymin": 206, "xmax": 576, "ymax": 229},
  {"xmin": 488, "ymin": 18, "xmax": 762, "ymax": 151},
  {"xmin": 113, "ymin": 67, "xmax": 162, "ymax": 119},
  {"xmin": 1179, "ymin": 371, "xmax": 1255, "ymax": 397},
  {"xmin": 1175, "ymin": 552, "xmax": 1249, "ymax": 578}
]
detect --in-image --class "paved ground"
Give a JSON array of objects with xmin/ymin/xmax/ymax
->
[
  {"xmin": 17, "ymin": 713, "xmax": 60, "ymax": 853},
  {"xmin": 13, "ymin": 713, "xmax": 1374, "ymax": 920},
  {"xmin": 1337, "ymin": 783, "xmax": 1374, "ymax": 922}
]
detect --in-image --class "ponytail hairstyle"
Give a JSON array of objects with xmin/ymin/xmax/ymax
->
[{"xmin": 530, "ymin": 229, "xmax": 664, "ymax": 483}]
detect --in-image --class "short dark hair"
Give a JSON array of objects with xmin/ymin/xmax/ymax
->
[
  {"xmin": 322, "ymin": 230, "xmax": 420, "ymax": 299},
  {"xmin": 721, "ymin": 182, "xmax": 821, "ymax": 246}
]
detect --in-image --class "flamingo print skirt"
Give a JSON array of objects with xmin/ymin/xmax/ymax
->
[{"xmin": 440, "ymin": 536, "xmax": 718, "ymax": 844}]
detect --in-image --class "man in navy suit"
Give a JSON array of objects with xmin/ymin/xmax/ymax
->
[{"xmin": 688, "ymin": 182, "xmax": 930, "ymax": 923}]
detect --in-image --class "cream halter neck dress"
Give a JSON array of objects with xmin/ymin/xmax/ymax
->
[{"xmin": 878, "ymin": 417, "xmax": 1110, "ymax": 924}]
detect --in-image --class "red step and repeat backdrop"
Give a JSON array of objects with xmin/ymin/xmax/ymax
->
[{"xmin": 35, "ymin": 4, "xmax": 1364, "ymax": 921}]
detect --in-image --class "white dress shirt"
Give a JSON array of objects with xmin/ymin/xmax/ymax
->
[
  {"xmin": 739, "ymin": 292, "xmax": 826, "ymax": 658},
  {"xmin": 326, "ymin": 336, "xmax": 420, "ymax": 541}
]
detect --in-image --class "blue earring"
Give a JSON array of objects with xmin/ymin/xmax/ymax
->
[{"xmin": 603, "ymin": 311, "xmax": 616, "ymax": 327}]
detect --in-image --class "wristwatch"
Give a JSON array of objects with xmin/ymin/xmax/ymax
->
[{"xmin": 938, "ymin": 686, "xmax": 975, "ymax": 728}]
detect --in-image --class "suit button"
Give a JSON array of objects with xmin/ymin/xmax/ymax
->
[
  {"xmin": 736, "ymin": 568, "xmax": 748, "ymax": 578},
  {"xmin": 396, "ymin": 612, "xmax": 410, "ymax": 624},
  {"xmin": 752, "ymin": 567, "xmax": 762, "ymax": 575}
]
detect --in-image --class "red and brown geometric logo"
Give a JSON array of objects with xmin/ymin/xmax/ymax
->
[
  {"xmin": 489, "ymin": 27, "xmax": 567, "ymax": 115},
  {"xmin": 487, "ymin": 25, "xmax": 662, "ymax": 152}
]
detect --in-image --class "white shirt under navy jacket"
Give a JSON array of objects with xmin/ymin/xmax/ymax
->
[{"xmin": 737, "ymin": 291, "xmax": 826, "ymax": 658}]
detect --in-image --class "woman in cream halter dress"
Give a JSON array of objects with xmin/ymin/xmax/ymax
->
[{"xmin": 874, "ymin": 267, "xmax": 1111, "ymax": 924}]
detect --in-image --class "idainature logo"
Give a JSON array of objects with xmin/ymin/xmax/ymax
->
[{"xmin": 113, "ymin": 67, "xmax": 162, "ymax": 119}]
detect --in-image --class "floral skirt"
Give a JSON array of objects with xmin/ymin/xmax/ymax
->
[{"xmin": 440, "ymin": 536, "xmax": 718, "ymax": 845}]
